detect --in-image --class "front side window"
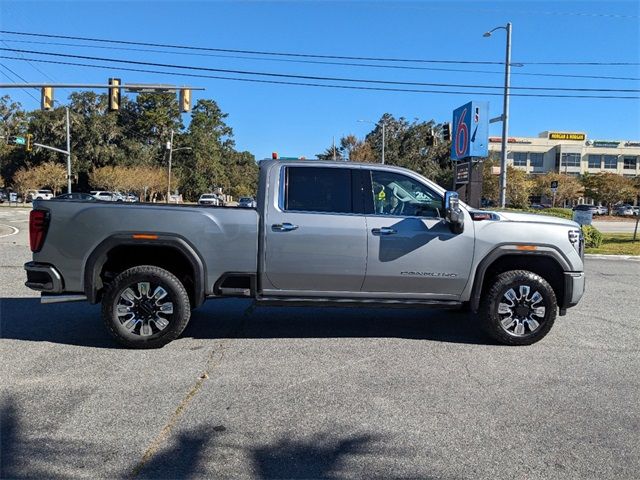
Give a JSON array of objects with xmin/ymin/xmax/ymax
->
[
  {"xmin": 603, "ymin": 155, "xmax": 618, "ymax": 169},
  {"xmin": 513, "ymin": 152, "xmax": 527, "ymax": 167},
  {"xmin": 369, "ymin": 170, "xmax": 443, "ymax": 218},
  {"xmin": 588, "ymin": 155, "xmax": 601, "ymax": 169},
  {"xmin": 530, "ymin": 153, "xmax": 543, "ymax": 167},
  {"xmin": 285, "ymin": 167, "xmax": 352, "ymax": 214}
]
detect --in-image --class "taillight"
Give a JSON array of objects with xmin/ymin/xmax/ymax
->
[{"xmin": 29, "ymin": 210, "xmax": 49, "ymax": 252}]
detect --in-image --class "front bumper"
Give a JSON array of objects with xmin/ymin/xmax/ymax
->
[
  {"xmin": 24, "ymin": 261, "xmax": 64, "ymax": 292},
  {"xmin": 560, "ymin": 271, "xmax": 585, "ymax": 314}
]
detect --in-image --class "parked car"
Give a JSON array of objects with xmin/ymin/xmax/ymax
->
[
  {"xmin": 633, "ymin": 207, "xmax": 640, "ymax": 216},
  {"xmin": 572, "ymin": 204, "xmax": 608, "ymax": 216},
  {"xmin": 0, "ymin": 189, "xmax": 7, "ymax": 203},
  {"xmin": 614, "ymin": 204, "xmax": 634, "ymax": 216},
  {"xmin": 198, "ymin": 193, "xmax": 221, "ymax": 206},
  {"xmin": 26, "ymin": 189, "xmax": 54, "ymax": 201},
  {"xmin": 123, "ymin": 193, "xmax": 139, "ymax": 203},
  {"xmin": 238, "ymin": 196, "xmax": 257, "ymax": 208},
  {"xmin": 91, "ymin": 191, "xmax": 123, "ymax": 202},
  {"xmin": 25, "ymin": 160, "xmax": 586, "ymax": 349},
  {"xmin": 530, "ymin": 204, "xmax": 550, "ymax": 210},
  {"xmin": 54, "ymin": 192, "xmax": 97, "ymax": 201}
]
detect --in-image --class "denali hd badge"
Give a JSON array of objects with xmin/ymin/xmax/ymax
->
[{"xmin": 400, "ymin": 271, "xmax": 458, "ymax": 278}]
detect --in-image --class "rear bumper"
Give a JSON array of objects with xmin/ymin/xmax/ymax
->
[
  {"xmin": 24, "ymin": 261, "xmax": 64, "ymax": 292},
  {"xmin": 561, "ymin": 271, "xmax": 585, "ymax": 313}
]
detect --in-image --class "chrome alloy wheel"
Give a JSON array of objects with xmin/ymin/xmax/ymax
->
[
  {"xmin": 497, "ymin": 285, "xmax": 546, "ymax": 337},
  {"xmin": 116, "ymin": 282, "xmax": 174, "ymax": 337}
]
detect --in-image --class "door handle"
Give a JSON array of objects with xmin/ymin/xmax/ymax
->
[
  {"xmin": 272, "ymin": 222, "xmax": 299, "ymax": 232},
  {"xmin": 372, "ymin": 227, "xmax": 397, "ymax": 235}
]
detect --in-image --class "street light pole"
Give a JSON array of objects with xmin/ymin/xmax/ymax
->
[
  {"xmin": 484, "ymin": 22, "xmax": 512, "ymax": 208},
  {"xmin": 166, "ymin": 129, "xmax": 174, "ymax": 203},
  {"xmin": 65, "ymin": 107, "xmax": 71, "ymax": 194}
]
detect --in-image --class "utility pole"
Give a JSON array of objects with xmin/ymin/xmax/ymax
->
[
  {"xmin": 484, "ymin": 22, "xmax": 512, "ymax": 208},
  {"xmin": 332, "ymin": 136, "xmax": 336, "ymax": 161},
  {"xmin": 381, "ymin": 122, "xmax": 386, "ymax": 165},
  {"xmin": 167, "ymin": 129, "xmax": 174, "ymax": 203},
  {"xmin": 65, "ymin": 107, "xmax": 71, "ymax": 193}
]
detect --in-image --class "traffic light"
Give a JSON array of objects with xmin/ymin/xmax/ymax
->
[
  {"xmin": 26, "ymin": 134, "xmax": 33, "ymax": 152},
  {"xmin": 179, "ymin": 88, "xmax": 191, "ymax": 112},
  {"xmin": 41, "ymin": 86, "xmax": 54, "ymax": 110},
  {"xmin": 442, "ymin": 122, "xmax": 451, "ymax": 142},
  {"xmin": 108, "ymin": 78, "xmax": 121, "ymax": 111}
]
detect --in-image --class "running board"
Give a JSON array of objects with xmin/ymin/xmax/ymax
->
[
  {"xmin": 41, "ymin": 294, "xmax": 88, "ymax": 304},
  {"xmin": 255, "ymin": 296, "xmax": 462, "ymax": 309}
]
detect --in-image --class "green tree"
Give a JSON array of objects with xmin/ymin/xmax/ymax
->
[
  {"xmin": 533, "ymin": 172, "xmax": 584, "ymax": 207},
  {"xmin": 583, "ymin": 173, "xmax": 638, "ymax": 211}
]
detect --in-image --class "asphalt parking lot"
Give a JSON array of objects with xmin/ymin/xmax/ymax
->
[{"xmin": 1, "ymin": 206, "xmax": 639, "ymax": 479}]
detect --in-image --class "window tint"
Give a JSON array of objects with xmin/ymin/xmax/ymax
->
[
  {"xmin": 588, "ymin": 155, "xmax": 601, "ymax": 169},
  {"xmin": 603, "ymin": 155, "xmax": 618, "ymax": 169},
  {"xmin": 369, "ymin": 170, "xmax": 443, "ymax": 218},
  {"xmin": 285, "ymin": 167, "xmax": 352, "ymax": 214}
]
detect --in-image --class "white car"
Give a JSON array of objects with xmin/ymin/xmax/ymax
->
[
  {"xmin": 27, "ymin": 189, "xmax": 54, "ymax": 201},
  {"xmin": 91, "ymin": 191, "xmax": 123, "ymax": 202},
  {"xmin": 198, "ymin": 193, "xmax": 221, "ymax": 206}
]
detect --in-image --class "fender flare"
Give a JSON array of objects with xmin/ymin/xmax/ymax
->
[
  {"xmin": 469, "ymin": 244, "xmax": 570, "ymax": 312},
  {"xmin": 83, "ymin": 233, "xmax": 206, "ymax": 307}
]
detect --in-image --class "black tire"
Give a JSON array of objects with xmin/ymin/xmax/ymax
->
[
  {"xmin": 480, "ymin": 270, "xmax": 557, "ymax": 346},
  {"xmin": 102, "ymin": 265, "xmax": 191, "ymax": 349}
]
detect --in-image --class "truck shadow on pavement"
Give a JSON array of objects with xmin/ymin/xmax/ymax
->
[{"xmin": 1, "ymin": 297, "xmax": 492, "ymax": 348}]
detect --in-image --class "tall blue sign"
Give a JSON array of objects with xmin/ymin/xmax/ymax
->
[{"xmin": 451, "ymin": 101, "xmax": 489, "ymax": 161}]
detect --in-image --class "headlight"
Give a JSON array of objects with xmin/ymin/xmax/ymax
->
[{"xmin": 568, "ymin": 229, "xmax": 584, "ymax": 258}]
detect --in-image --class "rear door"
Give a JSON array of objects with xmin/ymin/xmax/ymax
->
[{"xmin": 263, "ymin": 166, "xmax": 367, "ymax": 293}]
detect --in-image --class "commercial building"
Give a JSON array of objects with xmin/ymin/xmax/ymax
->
[{"xmin": 488, "ymin": 131, "xmax": 640, "ymax": 178}]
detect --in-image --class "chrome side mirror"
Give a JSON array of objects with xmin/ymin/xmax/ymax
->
[{"xmin": 445, "ymin": 191, "xmax": 464, "ymax": 234}]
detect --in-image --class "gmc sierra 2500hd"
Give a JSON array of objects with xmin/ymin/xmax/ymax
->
[{"xmin": 25, "ymin": 160, "xmax": 585, "ymax": 348}]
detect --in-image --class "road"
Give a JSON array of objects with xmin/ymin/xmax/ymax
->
[
  {"xmin": 592, "ymin": 219, "xmax": 639, "ymax": 234},
  {"xmin": 1, "ymin": 207, "xmax": 639, "ymax": 479}
]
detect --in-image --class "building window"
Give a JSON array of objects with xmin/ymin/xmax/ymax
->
[
  {"xmin": 603, "ymin": 155, "xmax": 618, "ymax": 169},
  {"xmin": 623, "ymin": 156, "xmax": 637, "ymax": 170},
  {"xmin": 588, "ymin": 155, "xmax": 601, "ymax": 169},
  {"xmin": 530, "ymin": 153, "xmax": 543, "ymax": 167},
  {"xmin": 561, "ymin": 153, "xmax": 581, "ymax": 167},
  {"xmin": 513, "ymin": 152, "xmax": 527, "ymax": 167}
]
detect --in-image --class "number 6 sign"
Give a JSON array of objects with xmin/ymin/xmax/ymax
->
[{"xmin": 451, "ymin": 101, "xmax": 489, "ymax": 161}]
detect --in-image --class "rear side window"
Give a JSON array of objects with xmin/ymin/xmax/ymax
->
[{"xmin": 285, "ymin": 167, "xmax": 352, "ymax": 214}]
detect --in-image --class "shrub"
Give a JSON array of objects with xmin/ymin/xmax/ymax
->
[
  {"xmin": 541, "ymin": 208, "xmax": 573, "ymax": 220},
  {"xmin": 581, "ymin": 225, "xmax": 603, "ymax": 248}
]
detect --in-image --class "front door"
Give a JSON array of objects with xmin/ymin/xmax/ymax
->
[
  {"xmin": 263, "ymin": 166, "xmax": 367, "ymax": 293},
  {"xmin": 362, "ymin": 169, "xmax": 474, "ymax": 299}
]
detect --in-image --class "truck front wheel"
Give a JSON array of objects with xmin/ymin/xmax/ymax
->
[
  {"xmin": 102, "ymin": 265, "xmax": 191, "ymax": 348},
  {"xmin": 480, "ymin": 270, "xmax": 557, "ymax": 346}
]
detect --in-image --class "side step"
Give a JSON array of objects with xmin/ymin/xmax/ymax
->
[
  {"xmin": 41, "ymin": 294, "xmax": 88, "ymax": 304},
  {"xmin": 255, "ymin": 296, "xmax": 462, "ymax": 309}
]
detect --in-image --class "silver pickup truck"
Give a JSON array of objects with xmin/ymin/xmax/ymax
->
[{"xmin": 25, "ymin": 160, "xmax": 585, "ymax": 348}]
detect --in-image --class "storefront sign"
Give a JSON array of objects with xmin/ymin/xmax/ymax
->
[
  {"xmin": 456, "ymin": 162, "xmax": 470, "ymax": 184},
  {"xmin": 592, "ymin": 141, "xmax": 619, "ymax": 148},
  {"xmin": 624, "ymin": 141, "xmax": 640, "ymax": 147},
  {"xmin": 488, "ymin": 136, "xmax": 532, "ymax": 144},
  {"xmin": 573, "ymin": 210, "xmax": 593, "ymax": 226},
  {"xmin": 548, "ymin": 132, "xmax": 586, "ymax": 141}
]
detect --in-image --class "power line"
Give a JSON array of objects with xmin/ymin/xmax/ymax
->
[
  {"xmin": 2, "ymin": 55, "xmax": 638, "ymax": 100},
  {"xmin": 3, "ymin": 38, "xmax": 639, "ymax": 82},
  {"xmin": 1, "ymin": 40, "xmax": 56, "ymax": 82},
  {"xmin": 2, "ymin": 48, "xmax": 639, "ymax": 94},
  {"xmin": 0, "ymin": 63, "xmax": 40, "ymax": 103},
  {"xmin": 2, "ymin": 30, "xmax": 638, "ymax": 66}
]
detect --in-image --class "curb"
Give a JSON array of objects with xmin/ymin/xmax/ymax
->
[{"xmin": 585, "ymin": 254, "xmax": 640, "ymax": 261}]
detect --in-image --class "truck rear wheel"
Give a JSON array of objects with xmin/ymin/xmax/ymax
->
[
  {"xmin": 102, "ymin": 265, "xmax": 191, "ymax": 348},
  {"xmin": 480, "ymin": 270, "xmax": 557, "ymax": 346}
]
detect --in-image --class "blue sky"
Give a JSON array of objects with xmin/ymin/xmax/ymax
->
[{"xmin": 1, "ymin": 0, "xmax": 639, "ymax": 159}]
